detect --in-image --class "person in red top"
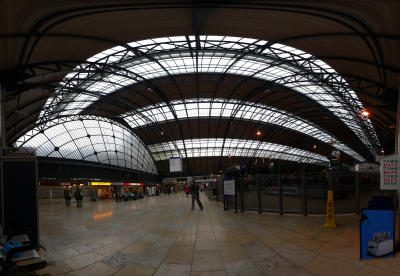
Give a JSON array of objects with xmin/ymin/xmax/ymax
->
[{"xmin": 185, "ymin": 185, "xmax": 190, "ymax": 197}]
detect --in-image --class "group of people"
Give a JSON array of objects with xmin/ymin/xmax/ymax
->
[
  {"xmin": 63, "ymin": 186, "xmax": 83, "ymax": 206},
  {"xmin": 63, "ymin": 182, "xmax": 203, "ymax": 211}
]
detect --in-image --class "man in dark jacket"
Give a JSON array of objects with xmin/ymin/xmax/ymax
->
[{"xmin": 190, "ymin": 181, "xmax": 203, "ymax": 211}]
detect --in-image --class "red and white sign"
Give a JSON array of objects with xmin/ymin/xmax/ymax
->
[
  {"xmin": 124, "ymin": 183, "xmax": 144, "ymax": 186},
  {"xmin": 380, "ymin": 155, "xmax": 400, "ymax": 190}
]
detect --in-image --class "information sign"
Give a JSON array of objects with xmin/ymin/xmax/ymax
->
[
  {"xmin": 224, "ymin": 179, "xmax": 235, "ymax": 196},
  {"xmin": 169, "ymin": 157, "xmax": 182, "ymax": 173},
  {"xmin": 380, "ymin": 155, "xmax": 399, "ymax": 190}
]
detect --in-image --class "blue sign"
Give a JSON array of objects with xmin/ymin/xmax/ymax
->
[{"xmin": 360, "ymin": 209, "xmax": 394, "ymax": 259}]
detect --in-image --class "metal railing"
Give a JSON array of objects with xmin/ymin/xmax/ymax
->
[{"xmin": 223, "ymin": 171, "xmax": 387, "ymax": 215}]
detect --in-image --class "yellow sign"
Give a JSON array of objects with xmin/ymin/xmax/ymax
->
[
  {"xmin": 324, "ymin": 190, "xmax": 337, "ymax": 228},
  {"xmin": 91, "ymin": 182, "xmax": 111, "ymax": 186}
]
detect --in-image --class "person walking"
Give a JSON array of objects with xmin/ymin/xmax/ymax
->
[{"xmin": 190, "ymin": 181, "xmax": 203, "ymax": 211}]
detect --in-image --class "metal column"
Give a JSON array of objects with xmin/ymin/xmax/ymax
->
[
  {"xmin": 302, "ymin": 168, "xmax": 307, "ymax": 216},
  {"xmin": 0, "ymin": 83, "xmax": 5, "ymax": 151},
  {"xmin": 355, "ymin": 172, "xmax": 360, "ymax": 214},
  {"xmin": 257, "ymin": 174, "xmax": 262, "ymax": 213},
  {"xmin": 240, "ymin": 173, "xmax": 244, "ymax": 212},
  {"xmin": 278, "ymin": 164, "xmax": 283, "ymax": 215},
  {"xmin": 234, "ymin": 180, "xmax": 238, "ymax": 213},
  {"xmin": 396, "ymin": 90, "xmax": 400, "ymax": 215}
]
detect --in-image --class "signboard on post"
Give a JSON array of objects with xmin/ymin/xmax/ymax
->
[
  {"xmin": 380, "ymin": 155, "xmax": 400, "ymax": 190},
  {"xmin": 224, "ymin": 179, "xmax": 235, "ymax": 196}
]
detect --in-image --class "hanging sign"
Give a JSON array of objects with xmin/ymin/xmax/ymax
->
[
  {"xmin": 380, "ymin": 155, "xmax": 400, "ymax": 190},
  {"xmin": 169, "ymin": 157, "xmax": 182, "ymax": 173}
]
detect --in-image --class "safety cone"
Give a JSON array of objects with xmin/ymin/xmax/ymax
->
[{"xmin": 324, "ymin": 190, "xmax": 337, "ymax": 228}]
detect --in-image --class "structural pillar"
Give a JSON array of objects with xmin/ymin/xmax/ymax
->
[
  {"xmin": 0, "ymin": 83, "xmax": 5, "ymax": 151},
  {"xmin": 396, "ymin": 90, "xmax": 400, "ymax": 213},
  {"xmin": 257, "ymin": 173, "xmax": 262, "ymax": 213},
  {"xmin": 355, "ymin": 171, "xmax": 360, "ymax": 215},
  {"xmin": 278, "ymin": 163, "xmax": 283, "ymax": 215},
  {"xmin": 302, "ymin": 167, "xmax": 307, "ymax": 216}
]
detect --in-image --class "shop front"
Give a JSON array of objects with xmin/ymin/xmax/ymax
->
[
  {"xmin": 39, "ymin": 181, "xmax": 88, "ymax": 199},
  {"xmin": 90, "ymin": 182, "xmax": 111, "ymax": 200},
  {"xmin": 111, "ymin": 182, "xmax": 123, "ymax": 199},
  {"xmin": 123, "ymin": 182, "xmax": 144, "ymax": 195}
]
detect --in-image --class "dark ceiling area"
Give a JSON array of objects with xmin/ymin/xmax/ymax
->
[{"xmin": 1, "ymin": 1, "xmax": 399, "ymax": 177}]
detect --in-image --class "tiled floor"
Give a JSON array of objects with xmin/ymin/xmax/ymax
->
[{"xmin": 37, "ymin": 193, "xmax": 400, "ymax": 276}]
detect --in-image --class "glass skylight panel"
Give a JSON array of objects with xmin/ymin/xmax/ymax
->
[
  {"xmin": 34, "ymin": 35, "xmax": 379, "ymax": 157},
  {"xmin": 16, "ymin": 116, "xmax": 157, "ymax": 174},
  {"xmin": 121, "ymin": 98, "xmax": 365, "ymax": 162},
  {"xmin": 149, "ymin": 138, "xmax": 328, "ymax": 164}
]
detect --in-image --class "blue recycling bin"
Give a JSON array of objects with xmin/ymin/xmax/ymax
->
[{"xmin": 360, "ymin": 208, "xmax": 395, "ymax": 259}]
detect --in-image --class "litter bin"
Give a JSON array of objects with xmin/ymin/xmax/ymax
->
[{"xmin": 360, "ymin": 196, "xmax": 395, "ymax": 259}]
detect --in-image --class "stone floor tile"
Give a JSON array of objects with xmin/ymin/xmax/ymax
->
[
  {"xmin": 36, "ymin": 260, "xmax": 72, "ymax": 275},
  {"xmin": 255, "ymin": 255, "xmax": 312, "ymax": 276},
  {"xmin": 190, "ymin": 272, "xmax": 227, "ymax": 276},
  {"xmin": 134, "ymin": 245, "xmax": 170, "ymax": 268},
  {"xmin": 176, "ymin": 233, "xmax": 197, "ymax": 245},
  {"xmin": 66, "ymin": 262, "xmax": 117, "ymax": 276},
  {"xmin": 63, "ymin": 251, "xmax": 105, "ymax": 270},
  {"xmin": 218, "ymin": 241, "xmax": 249, "ymax": 262},
  {"xmin": 39, "ymin": 193, "xmax": 400, "ymax": 276},
  {"xmin": 140, "ymin": 232, "xmax": 162, "ymax": 242},
  {"xmin": 242, "ymin": 240, "xmax": 276, "ymax": 262},
  {"xmin": 121, "ymin": 240, "xmax": 153, "ymax": 256},
  {"xmin": 164, "ymin": 245, "xmax": 194, "ymax": 264},
  {"xmin": 235, "ymin": 233, "xmax": 256, "ymax": 245},
  {"xmin": 274, "ymin": 242, "xmax": 317, "ymax": 267},
  {"xmin": 101, "ymin": 251, "xmax": 135, "ymax": 269},
  {"xmin": 304, "ymin": 255, "xmax": 365, "ymax": 276},
  {"xmin": 154, "ymin": 237, "xmax": 176, "ymax": 247},
  {"xmin": 355, "ymin": 264, "xmax": 400, "ymax": 276},
  {"xmin": 318, "ymin": 242, "xmax": 362, "ymax": 265},
  {"xmin": 192, "ymin": 250, "xmax": 224, "ymax": 272},
  {"xmin": 94, "ymin": 241, "xmax": 127, "ymax": 257},
  {"xmin": 196, "ymin": 239, "xmax": 218, "ymax": 251},
  {"xmin": 154, "ymin": 263, "xmax": 191, "ymax": 276},
  {"xmin": 224, "ymin": 259, "xmax": 263, "ymax": 276},
  {"xmin": 46, "ymin": 248, "xmax": 80, "ymax": 261}
]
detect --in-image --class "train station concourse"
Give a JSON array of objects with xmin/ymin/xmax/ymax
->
[{"xmin": 1, "ymin": 1, "xmax": 400, "ymax": 275}]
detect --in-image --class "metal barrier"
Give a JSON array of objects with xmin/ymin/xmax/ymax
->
[{"xmin": 223, "ymin": 171, "xmax": 382, "ymax": 215}]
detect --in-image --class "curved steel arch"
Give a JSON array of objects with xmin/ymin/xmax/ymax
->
[
  {"xmin": 148, "ymin": 138, "xmax": 329, "ymax": 165},
  {"xmin": 37, "ymin": 36, "xmax": 379, "ymax": 152},
  {"xmin": 120, "ymin": 98, "xmax": 365, "ymax": 162},
  {"xmin": 16, "ymin": 115, "xmax": 158, "ymax": 174}
]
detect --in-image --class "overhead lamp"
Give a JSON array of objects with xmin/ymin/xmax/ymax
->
[
  {"xmin": 361, "ymin": 109, "xmax": 370, "ymax": 118},
  {"xmin": 381, "ymin": 149, "xmax": 385, "ymax": 154},
  {"xmin": 313, "ymin": 144, "xmax": 317, "ymax": 149},
  {"xmin": 256, "ymin": 130, "xmax": 262, "ymax": 136}
]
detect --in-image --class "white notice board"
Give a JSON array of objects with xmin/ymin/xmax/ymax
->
[
  {"xmin": 224, "ymin": 179, "xmax": 235, "ymax": 196},
  {"xmin": 169, "ymin": 157, "xmax": 182, "ymax": 173},
  {"xmin": 380, "ymin": 155, "xmax": 399, "ymax": 190}
]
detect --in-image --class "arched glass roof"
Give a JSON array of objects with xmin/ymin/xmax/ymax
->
[
  {"xmin": 148, "ymin": 138, "xmax": 328, "ymax": 165},
  {"xmin": 16, "ymin": 116, "xmax": 157, "ymax": 174},
  {"xmin": 120, "ymin": 98, "xmax": 365, "ymax": 162},
  {"xmin": 39, "ymin": 35, "xmax": 380, "ymax": 155}
]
